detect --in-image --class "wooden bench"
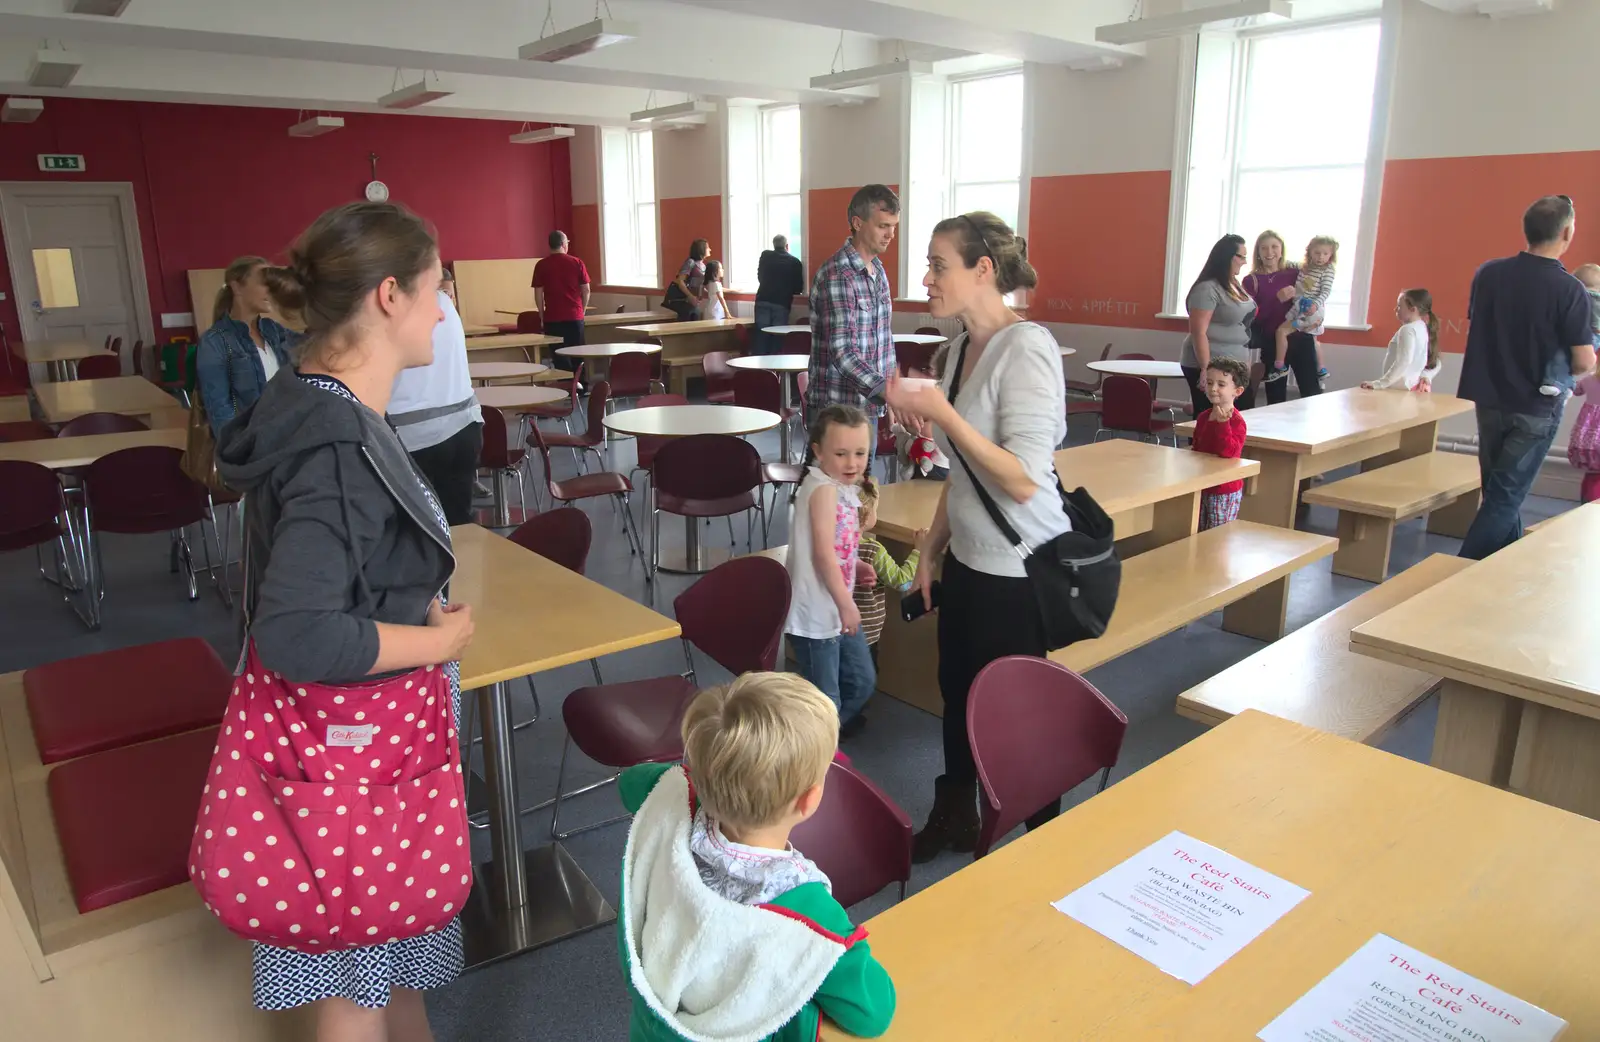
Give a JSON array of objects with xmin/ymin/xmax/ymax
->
[
  {"xmin": 662, "ymin": 354, "xmax": 709, "ymax": 396},
  {"xmin": 0, "ymin": 672, "xmax": 294, "ymax": 1040},
  {"xmin": 1175, "ymin": 554, "xmax": 1471, "ymax": 744},
  {"xmin": 1049, "ymin": 520, "xmax": 1337, "ymax": 675},
  {"xmin": 1301, "ymin": 451, "xmax": 1480, "ymax": 582}
]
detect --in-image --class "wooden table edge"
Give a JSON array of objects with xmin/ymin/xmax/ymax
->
[
  {"xmin": 1347, "ymin": 633, "xmax": 1600, "ymax": 722},
  {"xmin": 460, "ymin": 624, "xmax": 682, "ymax": 690}
]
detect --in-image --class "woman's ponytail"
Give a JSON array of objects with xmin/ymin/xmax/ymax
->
[{"xmin": 1401, "ymin": 288, "xmax": 1440, "ymax": 370}]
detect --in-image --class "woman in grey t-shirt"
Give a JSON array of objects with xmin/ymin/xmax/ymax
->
[{"xmin": 1180, "ymin": 234, "xmax": 1257, "ymax": 417}]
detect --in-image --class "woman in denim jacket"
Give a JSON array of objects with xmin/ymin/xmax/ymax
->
[{"xmin": 196, "ymin": 254, "xmax": 300, "ymax": 434}]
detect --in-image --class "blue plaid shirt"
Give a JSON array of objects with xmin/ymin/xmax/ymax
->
[{"xmin": 807, "ymin": 239, "xmax": 894, "ymax": 418}]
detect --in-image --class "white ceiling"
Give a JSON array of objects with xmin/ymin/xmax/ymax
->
[{"xmin": 0, "ymin": 0, "xmax": 1141, "ymax": 124}]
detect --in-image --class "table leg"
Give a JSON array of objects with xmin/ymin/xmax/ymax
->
[
  {"xmin": 460, "ymin": 681, "xmax": 615, "ymax": 968},
  {"xmin": 492, "ymin": 472, "xmax": 510, "ymax": 528},
  {"xmin": 1426, "ymin": 488, "xmax": 1479, "ymax": 539},
  {"xmin": 685, "ymin": 515, "xmax": 701, "ymax": 569},
  {"xmin": 1237, "ymin": 450, "xmax": 1303, "ymax": 529},
  {"xmin": 653, "ymin": 514, "xmax": 732, "ymax": 574},
  {"xmin": 1508, "ymin": 702, "xmax": 1600, "ymax": 819},
  {"xmin": 779, "ymin": 375, "xmax": 794, "ymax": 463},
  {"xmin": 1220, "ymin": 577, "xmax": 1290, "ymax": 642},
  {"xmin": 1431, "ymin": 678, "xmax": 1522, "ymax": 788}
]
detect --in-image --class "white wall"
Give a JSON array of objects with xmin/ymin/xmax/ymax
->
[
  {"xmin": 1026, "ymin": 38, "xmax": 1183, "ymax": 177},
  {"xmin": 570, "ymin": 125, "xmax": 599, "ymax": 206},
  {"xmin": 652, "ymin": 117, "xmax": 724, "ymax": 200},
  {"xmin": 802, "ymin": 79, "xmax": 907, "ymax": 190}
]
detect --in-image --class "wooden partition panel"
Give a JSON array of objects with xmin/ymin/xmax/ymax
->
[
  {"xmin": 187, "ymin": 269, "xmax": 304, "ymax": 333},
  {"xmin": 454, "ymin": 258, "xmax": 539, "ymax": 328}
]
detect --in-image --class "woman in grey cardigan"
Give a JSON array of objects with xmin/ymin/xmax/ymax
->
[
  {"xmin": 885, "ymin": 212, "xmax": 1071, "ymax": 862},
  {"xmin": 216, "ymin": 202, "xmax": 475, "ymax": 1042}
]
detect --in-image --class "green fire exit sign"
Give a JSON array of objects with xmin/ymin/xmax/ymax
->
[{"xmin": 37, "ymin": 154, "xmax": 85, "ymax": 172}]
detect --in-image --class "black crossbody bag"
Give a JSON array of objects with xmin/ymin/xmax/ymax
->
[{"xmin": 944, "ymin": 332, "xmax": 1121, "ymax": 651}]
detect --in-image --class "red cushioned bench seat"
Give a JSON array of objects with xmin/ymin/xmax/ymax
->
[
  {"xmin": 24, "ymin": 637, "xmax": 231, "ymax": 764},
  {"xmin": 48, "ymin": 726, "xmax": 217, "ymax": 913}
]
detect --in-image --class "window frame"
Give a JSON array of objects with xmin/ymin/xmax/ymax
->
[
  {"xmin": 1160, "ymin": 10, "xmax": 1398, "ymax": 329},
  {"xmin": 725, "ymin": 103, "xmax": 803, "ymax": 294},
  {"xmin": 598, "ymin": 126, "xmax": 658, "ymax": 290}
]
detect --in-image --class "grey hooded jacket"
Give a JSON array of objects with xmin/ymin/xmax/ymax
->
[{"xmin": 216, "ymin": 369, "xmax": 455, "ymax": 685}]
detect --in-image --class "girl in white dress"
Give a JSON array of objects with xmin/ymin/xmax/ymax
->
[
  {"xmin": 1362, "ymin": 288, "xmax": 1441, "ymax": 392},
  {"xmin": 700, "ymin": 259, "xmax": 731, "ymax": 321}
]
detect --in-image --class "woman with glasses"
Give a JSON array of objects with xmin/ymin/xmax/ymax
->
[
  {"xmin": 883, "ymin": 211, "xmax": 1071, "ymax": 862},
  {"xmin": 1180, "ymin": 234, "xmax": 1258, "ymax": 419}
]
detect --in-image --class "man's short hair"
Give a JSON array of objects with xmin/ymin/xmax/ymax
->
[
  {"xmin": 848, "ymin": 184, "xmax": 901, "ymax": 229},
  {"xmin": 1523, "ymin": 195, "xmax": 1574, "ymax": 247},
  {"xmin": 548, "ymin": 229, "xmax": 568, "ymax": 250},
  {"xmin": 773, "ymin": 234, "xmax": 789, "ymax": 251},
  {"xmin": 440, "ymin": 267, "xmax": 454, "ymax": 284},
  {"xmin": 680, "ymin": 672, "xmax": 837, "ymax": 831}
]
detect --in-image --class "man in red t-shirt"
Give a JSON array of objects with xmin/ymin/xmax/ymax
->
[{"xmin": 532, "ymin": 230, "xmax": 591, "ymax": 378}]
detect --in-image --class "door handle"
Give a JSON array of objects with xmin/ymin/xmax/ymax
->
[{"xmin": 30, "ymin": 300, "xmax": 45, "ymax": 316}]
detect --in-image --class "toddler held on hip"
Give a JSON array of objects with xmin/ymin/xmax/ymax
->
[
  {"xmin": 1545, "ymin": 263, "xmax": 1600, "ymax": 398},
  {"xmin": 783, "ymin": 405, "xmax": 878, "ymax": 731},
  {"xmin": 1268, "ymin": 236, "xmax": 1338, "ymax": 388},
  {"xmin": 1362, "ymin": 288, "xmax": 1442, "ymax": 393},
  {"xmin": 1566, "ymin": 265, "xmax": 1600, "ymax": 502},
  {"xmin": 1191, "ymin": 356, "xmax": 1249, "ymax": 530}
]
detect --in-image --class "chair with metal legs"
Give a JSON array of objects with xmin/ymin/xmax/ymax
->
[
  {"xmin": 1, "ymin": 460, "xmax": 91, "ymax": 626},
  {"xmin": 545, "ymin": 555, "xmax": 790, "ymax": 840}
]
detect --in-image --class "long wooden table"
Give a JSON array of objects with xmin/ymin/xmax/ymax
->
[
  {"xmin": 0, "ymin": 397, "xmax": 32, "ymax": 424},
  {"xmin": 0, "ymin": 429, "xmax": 185, "ymax": 468},
  {"xmin": 449, "ymin": 523, "xmax": 680, "ymax": 967},
  {"xmin": 462, "ymin": 333, "xmax": 564, "ymax": 364},
  {"xmin": 15, "ymin": 340, "xmax": 115, "ymax": 383},
  {"xmin": 823, "ymin": 710, "xmax": 1600, "ymax": 1040},
  {"xmin": 1176, "ymin": 389, "xmax": 1476, "ymax": 529},
  {"xmin": 583, "ymin": 310, "xmax": 676, "ymax": 344},
  {"xmin": 32, "ymin": 377, "xmax": 185, "ymax": 429},
  {"xmin": 1350, "ymin": 503, "xmax": 1600, "ymax": 819},
  {"xmin": 873, "ymin": 439, "xmax": 1260, "ymax": 712},
  {"xmin": 613, "ymin": 317, "xmax": 752, "ymax": 392}
]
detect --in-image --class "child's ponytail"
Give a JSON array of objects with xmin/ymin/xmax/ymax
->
[{"xmin": 1402, "ymin": 288, "xmax": 1440, "ymax": 369}]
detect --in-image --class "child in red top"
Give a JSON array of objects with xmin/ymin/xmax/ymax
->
[{"xmin": 1191, "ymin": 356, "xmax": 1249, "ymax": 529}]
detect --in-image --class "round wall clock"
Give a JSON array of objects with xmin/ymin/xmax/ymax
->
[{"xmin": 364, "ymin": 152, "xmax": 388, "ymax": 202}]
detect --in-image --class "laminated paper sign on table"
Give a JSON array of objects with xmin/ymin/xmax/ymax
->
[
  {"xmin": 1052, "ymin": 830, "xmax": 1311, "ymax": 985},
  {"xmin": 1259, "ymin": 934, "xmax": 1566, "ymax": 1042}
]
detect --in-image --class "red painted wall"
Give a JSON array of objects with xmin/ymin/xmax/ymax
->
[
  {"xmin": 657, "ymin": 195, "xmax": 724, "ymax": 294},
  {"xmin": 0, "ymin": 96, "xmax": 572, "ymax": 342}
]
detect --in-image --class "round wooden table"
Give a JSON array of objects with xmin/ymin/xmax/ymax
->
[
  {"xmin": 1088, "ymin": 359, "xmax": 1185, "ymax": 379},
  {"xmin": 893, "ymin": 333, "xmax": 947, "ymax": 345},
  {"xmin": 555, "ymin": 341, "xmax": 664, "ymax": 386},
  {"xmin": 1060, "ymin": 346, "xmax": 1079, "ymax": 357},
  {"xmin": 476, "ymin": 385, "xmax": 568, "ymax": 409},
  {"xmin": 728, "ymin": 355, "xmax": 808, "ymax": 461},
  {"xmin": 469, "ymin": 362, "xmax": 549, "ymax": 383},
  {"xmin": 603, "ymin": 405, "xmax": 781, "ymax": 573},
  {"xmin": 760, "ymin": 324, "xmax": 811, "ymax": 336}
]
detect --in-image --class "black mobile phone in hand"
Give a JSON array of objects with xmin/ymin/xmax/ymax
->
[{"xmin": 900, "ymin": 581, "xmax": 941, "ymax": 623}]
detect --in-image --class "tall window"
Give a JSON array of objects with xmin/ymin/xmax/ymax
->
[
  {"xmin": 728, "ymin": 105, "xmax": 803, "ymax": 291},
  {"xmin": 1172, "ymin": 20, "xmax": 1382, "ymax": 325},
  {"xmin": 907, "ymin": 70, "xmax": 1024, "ymax": 299},
  {"xmin": 601, "ymin": 127, "xmax": 657, "ymax": 288}
]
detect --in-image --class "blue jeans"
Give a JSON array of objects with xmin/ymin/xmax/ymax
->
[
  {"xmin": 1459, "ymin": 404, "xmax": 1564, "ymax": 560},
  {"xmin": 752, "ymin": 301, "xmax": 792, "ymax": 355},
  {"xmin": 787, "ymin": 631, "xmax": 875, "ymax": 723}
]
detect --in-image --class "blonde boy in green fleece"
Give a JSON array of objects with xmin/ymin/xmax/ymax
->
[
  {"xmin": 852, "ymin": 478, "xmax": 922, "ymax": 649},
  {"xmin": 617, "ymin": 672, "xmax": 896, "ymax": 1042}
]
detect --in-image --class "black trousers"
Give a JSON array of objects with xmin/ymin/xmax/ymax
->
[
  {"xmin": 937, "ymin": 552, "xmax": 1049, "ymax": 785},
  {"xmin": 1262, "ymin": 329, "xmax": 1322, "ymax": 406},
  {"xmin": 409, "ymin": 421, "xmax": 483, "ymax": 527},
  {"xmin": 544, "ymin": 319, "xmax": 586, "ymax": 377}
]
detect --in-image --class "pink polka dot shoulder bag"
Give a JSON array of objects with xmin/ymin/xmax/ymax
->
[{"xmin": 188, "ymin": 644, "xmax": 471, "ymax": 952}]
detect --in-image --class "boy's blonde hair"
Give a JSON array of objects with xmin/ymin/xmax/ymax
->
[
  {"xmin": 1304, "ymin": 235, "xmax": 1340, "ymax": 268},
  {"xmin": 1573, "ymin": 262, "xmax": 1600, "ymax": 290},
  {"xmin": 681, "ymin": 672, "xmax": 838, "ymax": 831}
]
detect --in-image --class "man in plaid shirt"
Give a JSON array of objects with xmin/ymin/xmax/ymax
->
[{"xmin": 807, "ymin": 184, "xmax": 900, "ymax": 422}]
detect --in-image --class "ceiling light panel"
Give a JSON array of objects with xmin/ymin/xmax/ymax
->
[
  {"xmin": 28, "ymin": 49, "xmax": 83, "ymax": 88},
  {"xmin": 510, "ymin": 126, "xmax": 577, "ymax": 144},
  {"xmin": 1095, "ymin": 0, "xmax": 1293, "ymax": 44},
  {"xmin": 68, "ymin": 0, "xmax": 131, "ymax": 14},
  {"xmin": 519, "ymin": 19, "xmax": 639, "ymax": 62},
  {"xmin": 809, "ymin": 60, "xmax": 931, "ymax": 92},
  {"xmin": 289, "ymin": 115, "xmax": 344, "ymax": 137},
  {"xmin": 379, "ymin": 79, "xmax": 453, "ymax": 109},
  {"xmin": 2, "ymin": 97, "xmax": 45, "ymax": 123}
]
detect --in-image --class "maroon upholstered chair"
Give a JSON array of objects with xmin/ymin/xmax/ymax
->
[
  {"xmin": 130, "ymin": 339, "xmax": 148, "ymax": 380},
  {"xmin": 478, "ymin": 405, "xmax": 530, "ymax": 515},
  {"xmin": 732, "ymin": 368, "xmax": 789, "ymax": 418},
  {"xmin": 534, "ymin": 379, "xmax": 611, "ymax": 473},
  {"xmin": 649, "ymin": 434, "xmax": 764, "ymax": 575},
  {"xmin": 1093, "ymin": 376, "xmax": 1175, "ymax": 446},
  {"xmin": 525, "ymin": 375, "xmax": 580, "ymax": 432},
  {"xmin": 0, "ymin": 421, "xmax": 55, "ymax": 442},
  {"xmin": 76, "ymin": 354, "xmax": 121, "ymax": 380},
  {"xmin": 790, "ymin": 760, "xmax": 914, "ymax": 908},
  {"xmin": 967, "ymin": 656, "xmax": 1128, "ymax": 858},
  {"xmin": 548, "ymin": 554, "xmax": 791, "ymax": 839},
  {"xmin": 0, "ymin": 460, "xmax": 82, "ymax": 621},
  {"xmin": 508, "ymin": 507, "xmax": 592, "ymax": 575},
  {"xmin": 914, "ymin": 326, "xmax": 942, "ymax": 336},
  {"xmin": 525, "ymin": 417, "xmax": 643, "ymax": 559},
  {"xmin": 628, "ymin": 393, "xmax": 689, "ymax": 492},
  {"xmin": 895, "ymin": 341, "xmax": 939, "ymax": 377},
  {"xmin": 781, "ymin": 330, "xmax": 811, "ymax": 356},
  {"xmin": 702, "ymin": 350, "xmax": 736, "ymax": 404},
  {"xmin": 58, "ymin": 411, "xmax": 149, "ymax": 438},
  {"xmin": 82, "ymin": 446, "xmax": 212, "ymax": 626},
  {"xmin": 516, "ymin": 310, "xmax": 544, "ymax": 334},
  {"xmin": 607, "ymin": 350, "xmax": 662, "ymax": 404}
]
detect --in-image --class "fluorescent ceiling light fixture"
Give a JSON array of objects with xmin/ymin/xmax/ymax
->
[
  {"xmin": 1095, "ymin": 0, "xmax": 1293, "ymax": 44},
  {"xmin": 2, "ymin": 97, "xmax": 44, "ymax": 123},
  {"xmin": 629, "ymin": 100, "xmax": 714, "ymax": 125},
  {"xmin": 510, "ymin": 126, "xmax": 576, "ymax": 144},
  {"xmin": 809, "ymin": 59, "xmax": 930, "ymax": 92},
  {"xmin": 379, "ymin": 78, "xmax": 453, "ymax": 109},
  {"xmin": 29, "ymin": 49, "xmax": 83, "ymax": 88},
  {"xmin": 289, "ymin": 115, "xmax": 344, "ymax": 138},
  {"xmin": 519, "ymin": 19, "xmax": 639, "ymax": 62},
  {"xmin": 68, "ymin": 0, "xmax": 131, "ymax": 13}
]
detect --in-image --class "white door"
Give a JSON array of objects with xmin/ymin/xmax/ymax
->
[{"xmin": 0, "ymin": 182, "xmax": 152, "ymax": 361}]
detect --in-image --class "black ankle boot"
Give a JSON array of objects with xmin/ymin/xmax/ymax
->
[{"xmin": 912, "ymin": 775, "xmax": 979, "ymax": 864}]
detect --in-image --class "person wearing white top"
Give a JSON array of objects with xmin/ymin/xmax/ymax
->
[
  {"xmin": 884, "ymin": 210, "xmax": 1070, "ymax": 863},
  {"xmin": 1363, "ymin": 289, "xmax": 1443, "ymax": 392},
  {"xmin": 699, "ymin": 258, "xmax": 731, "ymax": 321},
  {"xmin": 388, "ymin": 268, "xmax": 483, "ymax": 524}
]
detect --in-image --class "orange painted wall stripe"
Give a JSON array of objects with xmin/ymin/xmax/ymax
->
[
  {"xmin": 658, "ymin": 195, "xmax": 724, "ymax": 294},
  {"xmin": 569, "ymin": 202, "xmax": 601, "ymax": 285},
  {"xmin": 807, "ymin": 185, "xmax": 901, "ymax": 299}
]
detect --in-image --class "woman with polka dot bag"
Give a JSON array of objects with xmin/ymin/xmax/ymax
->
[{"xmin": 191, "ymin": 201, "xmax": 477, "ymax": 1041}]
